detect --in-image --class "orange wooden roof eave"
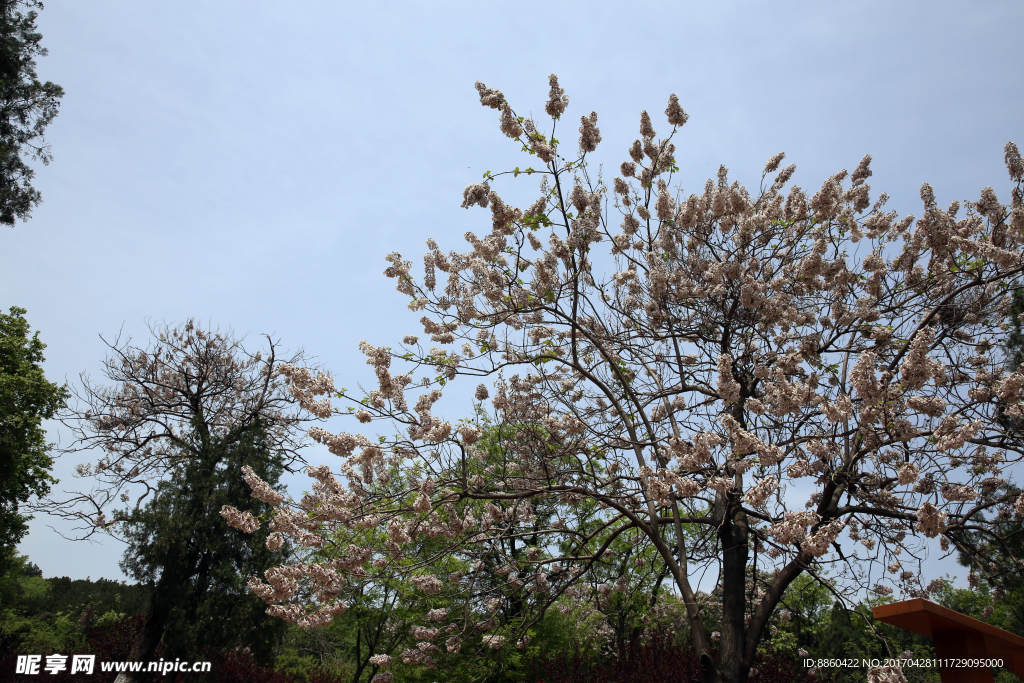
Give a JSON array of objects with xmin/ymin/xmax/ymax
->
[{"xmin": 872, "ymin": 598, "xmax": 1024, "ymax": 651}]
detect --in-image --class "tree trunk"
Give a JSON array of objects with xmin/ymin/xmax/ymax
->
[
  {"xmin": 707, "ymin": 489, "xmax": 750, "ymax": 683},
  {"xmin": 113, "ymin": 540, "xmax": 198, "ymax": 683},
  {"xmin": 112, "ymin": 592, "xmax": 172, "ymax": 683}
]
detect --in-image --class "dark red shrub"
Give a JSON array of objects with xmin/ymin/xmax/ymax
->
[{"xmin": 525, "ymin": 628, "xmax": 826, "ymax": 683}]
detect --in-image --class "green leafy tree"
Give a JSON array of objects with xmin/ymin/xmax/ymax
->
[
  {"xmin": 118, "ymin": 417, "xmax": 294, "ymax": 665},
  {"xmin": 0, "ymin": 306, "xmax": 68, "ymax": 575},
  {"xmin": 996, "ymin": 285, "xmax": 1024, "ymax": 433},
  {"xmin": 0, "ymin": 0, "xmax": 63, "ymax": 226},
  {"xmin": 39, "ymin": 319, "xmax": 329, "ymax": 682},
  {"xmin": 1001, "ymin": 287, "xmax": 1024, "ymax": 372},
  {"xmin": 953, "ymin": 485, "xmax": 1024, "ymax": 637}
]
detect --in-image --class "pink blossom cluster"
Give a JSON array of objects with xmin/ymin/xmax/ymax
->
[
  {"xmin": 915, "ymin": 502, "xmax": 947, "ymax": 538},
  {"xmin": 277, "ymin": 363, "xmax": 335, "ymax": 419},
  {"xmin": 482, "ymin": 635, "xmax": 506, "ymax": 649},
  {"xmin": 940, "ymin": 484, "xmax": 979, "ymax": 502},
  {"xmin": 716, "ymin": 354, "xmax": 742, "ymax": 403},
  {"xmin": 898, "ymin": 328, "xmax": 939, "ymax": 390},
  {"xmin": 742, "ymin": 476, "xmax": 777, "ymax": 509},
  {"xmin": 240, "ymin": 465, "xmax": 285, "ymax": 506},
  {"xmin": 768, "ymin": 511, "xmax": 818, "ymax": 545},
  {"xmin": 220, "ymin": 506, "xmax": 259, "ymax": 533},
  {"xmin": 410, "ymin": 575, "xmax": 442, "ymax": 595},
  {"xmin": 933, "ymin": 417, "xmax": 983, "ymax": 452},
  {"xmin": 801, "ymin": 518, "xmax": 845, "ymax": 557}
]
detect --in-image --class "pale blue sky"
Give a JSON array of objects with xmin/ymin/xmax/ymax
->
[{"xmin": 3, "ymin": 0, "xmax": 1022, "ymax": 583}]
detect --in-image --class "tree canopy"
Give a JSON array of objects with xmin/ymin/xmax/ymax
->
[
  {"xmin": 43, "ymin": 319, "xmax": 328, "ymax": 681},
  {"xmin": 223, "ymin": 75, "xmax": 1024, "ymax": 683},
  {"xmin": 0, "ymin": 306, "xmax": 68, "ymax": 575},
  {"xmin": 119, "ymin": 416, "xmax": 293, "ymax": 665},
  {"xmin": 0, "ymin": 0, "xmax": 63, "ymax": 226}
]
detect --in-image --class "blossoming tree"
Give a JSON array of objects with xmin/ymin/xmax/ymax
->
[{"xmin": 223, "ymin": 76, "xmax": 1024, "ymax": 683}]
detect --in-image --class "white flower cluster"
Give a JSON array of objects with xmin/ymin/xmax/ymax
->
[
  {"xmin": 386, "ymin": 518, "xmax": 411, "ymax": 545},
  {"xmin": 303, "ymin": 561, "xmax": 345, "ymax": 602},
  {"xmin": 707, "ymin": 476, "xmax": 734, "ymax": 494},
  {"xmin": 786, "ymin": 459, "xmax": 815, "ymax": 478},
  {"xmin": 768, "ymin": 511, "xmax": 818, "ymax": 545},
  {"xmin": 457, "ymin": 423, "xmax": 482, "ymax": 445},
  {"xmin": 998, "ymin": 371, "xmax": 1024, "ymax": 401},
  {"xmin": 940, "ymin": 483, "xmax": 979, "ymax": 502},
  {"xmin": 801, "ymin": 518, "xmax": 845, "ymax": 558},
  {"xmin": 578, "ymin": 111, "xmax": 601, "ymax": 154},
  {"xmin": 906, "ymin": 395, "xmax": 946, "ymax": 417},
  {"xmin": 308, "ymin": 426, "xmax": 359, "ymax": 457},
  {"xmin": 266, "ymin": 531, "xmax": 284, "ymax": 551},
  {"xmin": 898, "ymin": 328, "xmax": 939, "ymax": 390},
  {"xmin": 896, "ymin": 463, "xmax": 920, "ymax": 485},
  {"xmin": 819, "ymin": 393, "xmax": 854, "ymax": 423},
  {"xmin": 867, "ymin": 665, "xmax": 907, "ymax": 683},
  {"xmin": 915, "ymin": 502, "xmax": 947, "ymax": 538},
  {"xmin": 241, "ymin": 465, "xmax": 285, "ymax": 505},
  {"xmin": 658, "ymin": 469, "xmax": 701, "ymax": 498},
  {"xmin": 248, "ymin": 564, "xmax": 304, "ymax": 603},
  {"xmin": 220, "ymin": 505, "xmax": 260, "ymax": 533},
  {"xmin": 410, "ymin": 574, "xmax": 442, "ymax": 595},
  {"xmin": 411, "ymin": 625, "xmax": 440, "ymax": 641},
  {"xmin": 358, "ymin": 340, "xmax": 412, "ymax": 410},
  {"xmin": 933, "ymin": 417, "xmax": 983, "ymax": 452},
  {"xmin": 717, "ymin": 353, "xmax": 742, "ymax": 403},
  {"xmin": 849, "ymin": 352, "xmax": 882, "ymax": 405},
  {"xmin": 743, "ymin": 476, "xmax": 777, "ymax": 510},
  {"xmin": 277, "ymin": 363, "xmax": 335, "ymax": 418},
  {"xmin": 482, "ymin": 635, "xmax": 507, "ymax": 649},
  {"xmin": 267, "ymin": 600, "xmax": 347, "ymax": 631},
  {"xmin": 672, "ymin": 431, "xmax": 726, "ymax": 471},
  {"xmin": 398, "ymin": 648, "xmax": 428, "ymax": 665}
]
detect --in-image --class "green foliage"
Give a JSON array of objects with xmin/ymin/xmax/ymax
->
[
  {"xmin": 997, "ymin": 285, "xmax": 1024, "ymax": 434},
  {"xmin": 31, "ymin": 573, "xmax": 151, "ymax": 622},
  {"xmin": 274, "ymin": 619, "xmax": 359, "ymax": 682},
  {"xmin": 0, "ymin": 611, "xmax": 86, "ymax": 657},
  {"xmin": 0, "ymin": 306, "xmax": 68, "ymax": 575},
  {"xmin": 0, "ymin": 0, "xmax": 63, "ymax": 225},
  {"xmin": 118, "ymin": 418, "xmax": 293, "ymax": 665},
  {"xmin": 0, "ymin": 554, "xmax": 148, "ymax": 657},
  {"xmin": 1001, "ymin": 286, "xmax": 1024, "ymax": 372}
]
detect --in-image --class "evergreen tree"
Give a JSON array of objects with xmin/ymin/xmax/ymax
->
[
  {"xmin": 996, "ymin": 285, "xmax": 1024, "ymax": 434},
  {"xmin": 42, "ymin": 319, "xmax": 327, "ymax": 682},
  {"xmin": 118, "ymin": 417, "xmax": 293, "ymax": 665},
  {"xmin": 0, "ymin": 0, "xmax": 63, "ymax": 226},
  {"xmin": 1002, "ymin": 288, "xmax": 1024, "ymax": 371}
]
